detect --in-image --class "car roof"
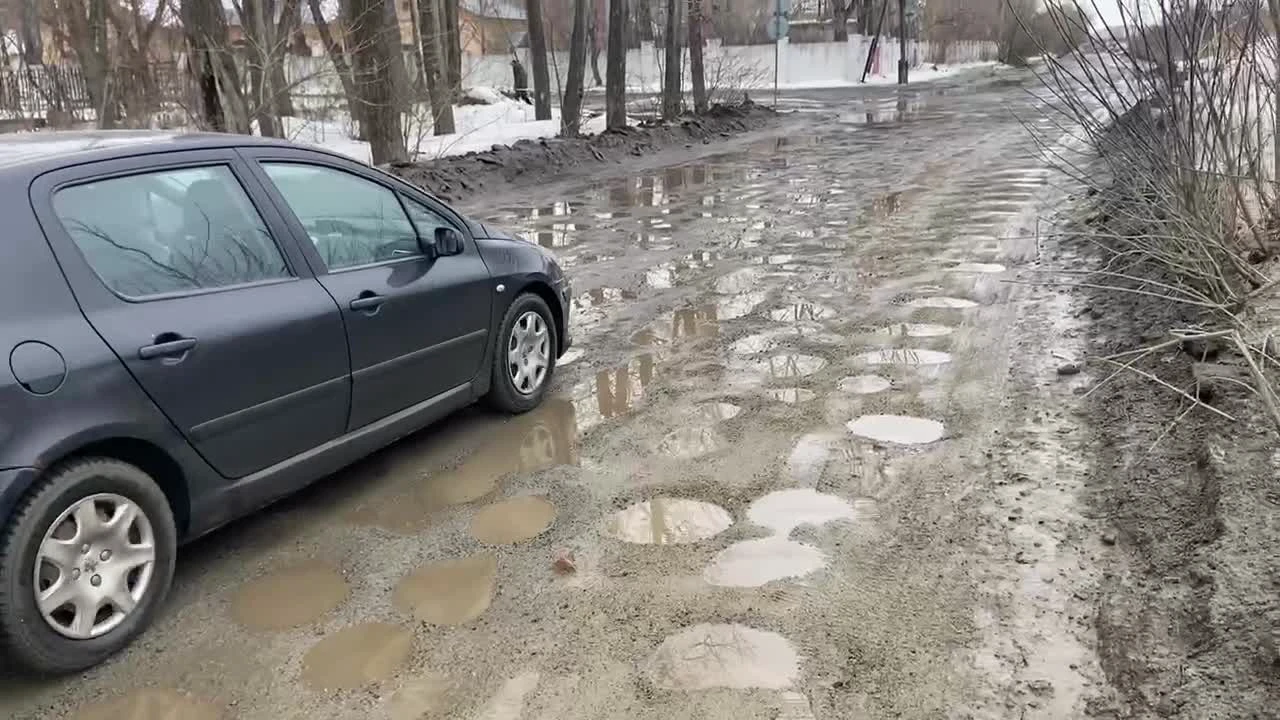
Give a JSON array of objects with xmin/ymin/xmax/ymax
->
[{"xmin": 0, "ymin": 130, "xmax": 352, "ymax": 177}]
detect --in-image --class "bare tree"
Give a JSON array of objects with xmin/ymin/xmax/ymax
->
[
  {"xmin": 527, "ymin": 0, "xmax": 553, "ymax": 120},
  {"xmin": 443, "ymin": 0, "xmax": 462, "ymax": 93},
  {"xmin": 20, "ymin": 0, "xmax": 42, "ymax": 65},
  {"xmin": 307, "ymin": 0, "xmax": 365, "ymax": 133},
  {"xmin": 346, "ymin": 0, "xmax": 408, "ymax": 163},
  {"xmin": 687, "ymin": 0, "xmax": 705, "ymax": 113},
  {"xmin": 182, "ymin": 0, "xmax": 253, "ymax": 132},
  {"xmin": 605, "ymin": 0, "xmax": 626, "ymax": 128},
  {"xmin": 561, "ymin": 0, "xmax": 589, "ymax": 134},
  {"xmin": 661, "ymin": 0, "xmax": 680, "ymax": 119},
  {"xmin": 589, "ymin": 1, "xmax": 604, "ymax": 86},
  {"xmin": 418, "ymin": 0, "xmax": 457, "ymax": 134}
]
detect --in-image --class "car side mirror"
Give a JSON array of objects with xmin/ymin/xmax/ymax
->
[{"xmin": 434, "ymin": 227, "xmax": 464, "ymax": 256}]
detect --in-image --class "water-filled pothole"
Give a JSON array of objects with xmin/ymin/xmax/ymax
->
[
  {"xmin": 857, "ymin": 349, "xmax": 953, "ymax": 366},
  {"xmin": 764, "ymin": 387, "xmax": 818, "ymax": 403},
  {"xmin": 646, "ymin": 623, "xmax": 801, "ymax": 690},
  {"xmin": 905, "ymin": 296, "xmax": 979, "ymax": 309},
  {"xmin": 229, "ymin": 561, "xmax": 348, "ymax": 631},
  {"xmin": 704, "ymin": 537, "xmax": 828, "ymax": 587},
  {"xmin": 470, "ymin": 496, "xmax": 557, "ymax": 544},
  {"xmin": 614, "ymin": 498, "xmax": 734, "ymax": 544},
  {"xmin": 878, "ymin": 322, "xmax": 954, "ymax": 337},
  {"xmin": 301, "ymin": 622, "xmax": 412, "ymax": 691},
  {"xmin": 392, "ymin": 553, "xmax": 498, "ymax": 625},
  {"xmin": 746, "ymin": 488, "xmax": 856, "ymax": 535},
  {"xmin": 67, "ymin": 689, "xmax": 223, "ymax": 720},
  {"xmin": 947, "ymin": 262, "xmax": 1006, "ymax": 273},
  {"xmin": 846, "ymin": 414, "xmax": 946, "ymax": 445},
  {"xmin": 837, "ymin": 375, "xmax": 892, "ymax": 394},
  {"xmin": 657, "ymin": 426, "xmax": 727, "ymax": 458}
]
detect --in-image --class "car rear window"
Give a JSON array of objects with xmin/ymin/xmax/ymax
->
[{"xmin": 52, "ymin": 165, "xmax": 292, "ymax": 298}]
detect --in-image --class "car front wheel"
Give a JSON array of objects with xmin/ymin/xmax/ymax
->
[
  {"xmin": 0, "ymin": 458, "xmax": 177, "ymax": 675},
  {"xmin": 487, "ymin": 292, "xmax": 558, "ymax": 413}
]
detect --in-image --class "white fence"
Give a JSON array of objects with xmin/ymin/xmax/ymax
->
[{"xmin": 284, "ymin": 36, "xmax": 998, "ymax": 111}]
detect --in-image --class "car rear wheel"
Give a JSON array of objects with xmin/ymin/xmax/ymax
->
[
  {"xmin": 0, "ymin": 458, "xmax": 176, "ymax": 675},
  {"xmin": 487, "ymin": 293, "xmax": 558, "ymax": 413}
]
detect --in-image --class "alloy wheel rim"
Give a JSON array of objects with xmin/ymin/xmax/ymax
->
[
  {"xmin": 508, "ymin": 311, "xmax": 550, "ymax": 396},
  {"xmin": 34, "ymin": 493, "xmax": 157, "ymax": 640}
]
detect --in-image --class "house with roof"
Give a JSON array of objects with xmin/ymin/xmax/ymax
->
[{"xmin": 458, "ymin": 0, "xmax": 527, "ymax": 56}]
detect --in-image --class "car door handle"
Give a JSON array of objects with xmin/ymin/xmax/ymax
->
[
  {"xmin": 349, "ymin": 294, "xmax": 386, "ymax": 311},
  {"xmin": 138, "ymin": 337, "xmax": 197, "ymax": 360}
]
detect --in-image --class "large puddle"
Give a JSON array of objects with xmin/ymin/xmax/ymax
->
[
  {"xmin": 301, "ymin": 622, "xmax": 413, "ymax": 691},
  {"xmin": 67, "ymin": 689, "xmax": 223, "ymax": 720},
  {"xmin": 229, "ymin": 561, "xmax": 348, "ymax": 631},
  {"xmin": 837, "ymin": 374, "xmax": 892, "ymax": 394},
  {"xmin": 704, "ymin": 537, "xmax": 829, "ymax": 587},
  {"xmin": 470, "ymin": 496, "xmax": 557, "ymax": 544},
  {"xmin": 846, "ymin": 414, "xmax": 947, "ymax": 445},
  {"xmin": 746, "ymin": 489, "xmax": 857, "ymax": 536},
  {"xmin": 613, "ymin": 498, "xmax": 734, "ymax": 544},
  {"xmin": 392, "ymin": 553, "xmax": 498, "ymax": 625},
  {"xmin": 646, "ymin": 624, "xmax": 801, "ymax": 690}
]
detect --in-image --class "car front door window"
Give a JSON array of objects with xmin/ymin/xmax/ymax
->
[{"xmin": 261, "ymin": 163, "xmax": 419, "ymax": 270}]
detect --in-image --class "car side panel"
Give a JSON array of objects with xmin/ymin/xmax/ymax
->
[{"xmin": 474, "ymin": 238, "xmax": 572, "ymax": 353}]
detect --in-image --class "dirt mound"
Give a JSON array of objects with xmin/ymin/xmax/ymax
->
[{"xmin": 389, "ymin": 101, "xmax": 778, "ymax": 202}]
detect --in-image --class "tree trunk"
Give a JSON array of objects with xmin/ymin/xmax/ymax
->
[
  {"xmin": 418, "ymin": 0, "xmax": 457, "ymax": 134},
  {"xmin": 308, "ymin": 0, "xmax": 364, "ymax": 134},
  {"xmin": 443, "ymin": 0, "xmax": 462, "ymax": 93},
  {"xmin": 605, "ymin": 0, "xmax": 626, "ymax": 129},
  {"xmin": 687, "ymin": 0, "xmax": 706, "ymax": 113},
  {"xmin": 20, "ymin": 0, "xmax": 43, "ymax": 65},
  {"xmin": 242, "ymin": 0, "xmax": 283, "ymax": 136},
  {"xmin": 588, "ymin": 2, "xmax": 603, "ymax": 86},
  {"xmin": 526, "ymin": 0, "xmax": 553, "ymax": 120},
  {"xmin": 561, "ymin": 0, "xmax": 589, "ymax": 135},
  {"xmin": 346, "ymin": 0, "xmax": 408, "ymax": 163},
  {"xmin": 384, "ymin": 0, "xmax": 412, "ymax": 112},
  {"xmin": 272, "ymin": 0, "xmax": 301, "ymax": 116},
  {"xmin": 182, "ymin": 0, "xmax": 252, "ymax": 133},
  {"xmin": 832, "ymin": 0, "xmax": 850, "ymax": 41},
  {"xmin": 661, "ymin": 0, "xmax": 680, "ymax": 120}
]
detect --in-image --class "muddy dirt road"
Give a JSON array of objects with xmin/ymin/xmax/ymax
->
[{"xmin": 0, "ymin": 69, "xmax": 1122, "ymax": 719}]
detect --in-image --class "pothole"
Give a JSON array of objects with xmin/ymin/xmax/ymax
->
[
  {"xmin": 67, "ymin": 689, "xmax": 223, "ymax": 720},
  {"xmin": 692, "ymin": 402, "xmax": 743, "ymax": 422},
  {"xmin": 704, "ymin": 537, "xmax": 828, "ymax": 587},
  {"xmin": 301, "ymin": 622, "xmax": 412, "ymax": 691},
  {"xmin": 657, "ymin": 426, "xmax": 726, "ymax": 458},
  {"xmin": 470, "ymin": 496, "xmax": 557, "ymax": 544},
  {"xmin": 947, "ymin": 262, "xmax": 1006, "ymax": 273},
  {"xmin": 878, "ymin": 322, "xmax": 954, "ymax": 337},
  {"xmin": 837, "ymin": 375, "xmax": 892, "ymax": 394},
  {"xmin": 846, "ymin": 414, "xmax": 946, "ymax": 445},
  {"xmin": 229, "ymin": 561, "xmax": 348, "ymax": 631},
  {"xmin": 905, "ymin": 296, "xmax": 979, "ymax": 309},
  {"xmin": 392, "ymin": 554, "xmax": 498, "ymax": 625},
  {"xmin": 614, "ymin": 498, "xmax": 734, "ymax": 544},
  {"xmin": 646, "ymin": 623, "xmax": 801, "ymax": 690},
  {"xmin": 768, "ymin": 302, "xmax": 837, "ymax": 323},
  {"xmin": 857, "ymin": 348, "xmax": 953, "ymax": 366},
  {"xmin": 764, "ymin": 387, "xmax": 818, "ymax": 403},
  {"xmin": 730, "ymin": 354, "xmax": 828, "ymax": 385},
  {"xmin": 746, "ymin": 488, "xmax": 856, "ymax": 535}
]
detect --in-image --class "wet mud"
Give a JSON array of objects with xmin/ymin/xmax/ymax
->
[{"xmin": 0, "ymin": 66, "xmax": 1138, "ymax": 720}]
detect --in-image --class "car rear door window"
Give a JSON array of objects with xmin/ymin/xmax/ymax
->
[
  {"xmin": 52, "ymin": 165, "xmax": 291, "ymax": 298},
  {"xmin": 261, "ymin": 163, "xmax": 420, "ymax": 270}
]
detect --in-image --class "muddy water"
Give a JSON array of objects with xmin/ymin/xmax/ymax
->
[
  {"xmin": 66, "ymin": 689, "xmax": 224, "ymax": 720},
  {"xmin": 0, "ymin": 73, "xmax": 1082, "ymax": 720}
]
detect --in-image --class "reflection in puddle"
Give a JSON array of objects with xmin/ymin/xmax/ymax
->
[
  {"xmin": 846, "ymin": 414, "xmax": 946, "ymax": 445},
  {"xmin": 647, "ymin": 623, "xmax": 801, "ymax": 690},
  {"xmin": 858, "ymin": 348, "xmax": 953, "ymax": 366},
  {"xmin": 730, "ymin": 354, "xmax": 828, "ymax": 386},
  {"xmin": 905, "ymin": 296, "xmax": 979, "ymax": 309},
  {"xmin": 948, "ymin": 262, "xmax": 1007, "ymax": 273},
  {"xmin": 392, "ymin": 553, "xmax": 497, "ymax": 625},
  {"xmin": 388, "ymin": 673, "xmax": 454, "ymax": 720},
  {"xmin": 731, "ymin": 327, "xmax": 842, "ymax": 355},
  {"xmin": 786, "ymin": 432, "xmax": 839, "ymax": 487},
  {"xmin": 747, "ymin": 488, "xmax": 856, "ymax": 535},
  {"xmin": 837, "ymin": 374, "xmax": 892, "ymax": 394},
  {"xmin": 66, "ymin": 689, "xmax": 223, "ymax": 720},
  {"xmin": 632, "ymin": 307, "xmax": 719, "ymax": 346},
  {"xmin": 878, "ymin": 322, "xmax": 954, "ymax": 337},
  {"xmin": 574, "ymin": 354, "xmax": 658, "ymax": 429},
  {"xmin": 301, "ymin": 622, "xmax": 412, "ymax": 691},
  {"xmin": 471, "ymin": 496, "xmax": 557, "ymax": 544},
  {"xmin": 704, "ymin": 537, "xmax": 828, "ymax": 587},
  {"xmin": 714, "ymin": 267, "xmax": 768, "ymax": 294},
  {"xmin": 716, "ymin": 290, "xmax": 769, "ymax": 320},
  {"xmin": 229, "ymin": 561, "xmax": 348, "ymax": 631},
  {"xmin": 658, "ymin": 426, "xmax": 726, "ymax": 458},
  {"xmin": 765, "ymin": 387, "xmax": 818, "ymax": 403},
  {"xmin": 614, "ymin": 498, "xmax": 734, "ymax": 544},
  {"xmin": 692, "ymin": 402, "xmax": 743, "ymax": 422},
  {"xmin": 347, "ymin": 400, "xmax": 578, "ymax": 533},
  {"xmin": 768, "ymin": 302, "xmax": 835, "ymax": 323}
]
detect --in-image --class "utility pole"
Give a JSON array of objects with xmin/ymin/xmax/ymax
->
[{"xmin": 897, "ymin": 0, "xmax": 907, "ymax": 84}]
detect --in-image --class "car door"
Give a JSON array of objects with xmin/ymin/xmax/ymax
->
[
  {"xmin": 30, "ymin": 149, "xmax": 351, "ymax": 479},
  {"xmin": 240, "ymin": 149, "xmax": 494, "ymax": 431}
]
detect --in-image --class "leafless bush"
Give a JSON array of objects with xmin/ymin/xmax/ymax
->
[{"xmin": 1026, "ymin": 0, "xmax": 1280, "ymax": 433}]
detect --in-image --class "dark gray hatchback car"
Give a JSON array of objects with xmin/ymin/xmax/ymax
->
[{"xmin": 0, "ymin": 131, "xmax": 571, "ymax": 674}]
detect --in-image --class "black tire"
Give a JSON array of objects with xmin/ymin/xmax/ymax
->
[
  {"xmin": 487, "ymin": 292, "xmax": 558, "ymax": 414},
  {"xmin": 0, "ymin": 458, "xmax": 177, "ymax": 675}
]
